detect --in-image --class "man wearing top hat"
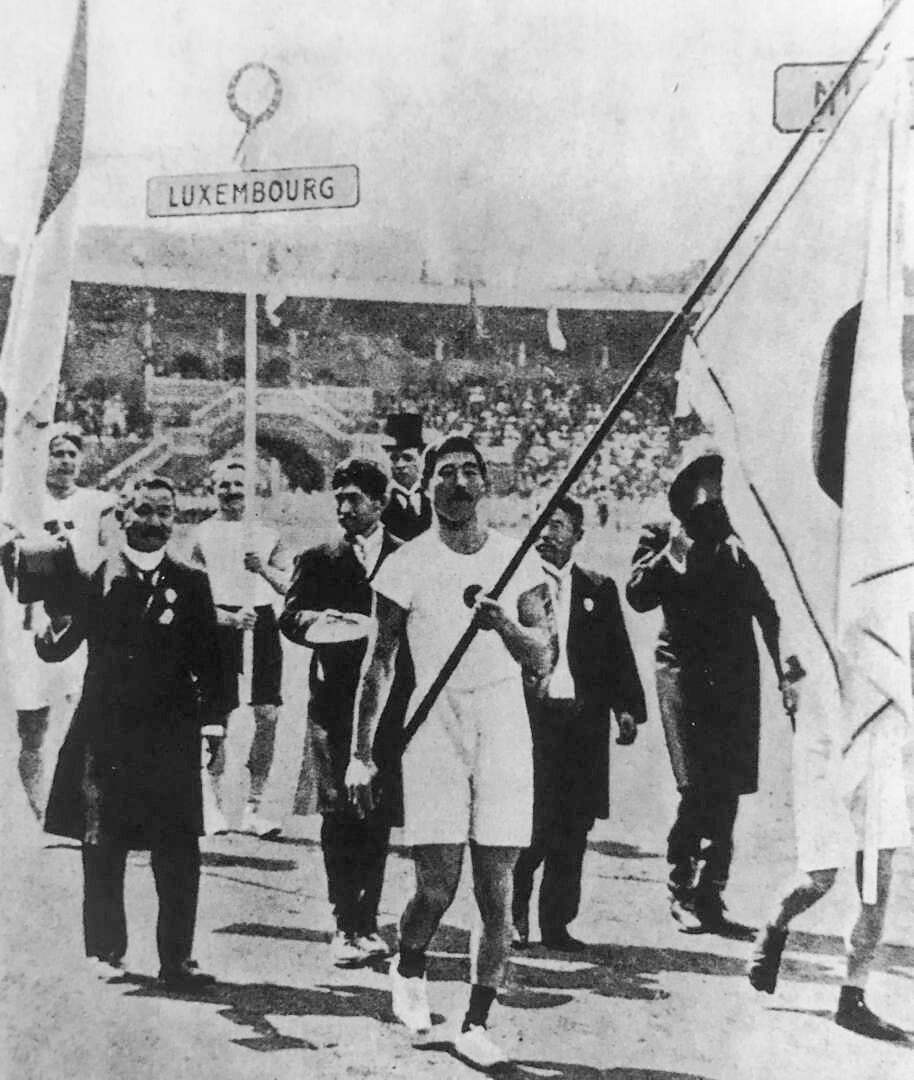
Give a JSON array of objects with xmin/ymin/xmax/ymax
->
[
  {"xmin": 380, "ymin": 414, "xmax": 432, "ymax": 542},
  {"xmin": 626, "ymin": 449, "xmax": 795, "ymax": 933}
]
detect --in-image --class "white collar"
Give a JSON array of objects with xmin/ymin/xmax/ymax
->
[
  {"xmin": 352, "ymin": 524, "xmax": 384, "ymax": 563},
  {"xmin": 543, "ymin": 558, "xmax": 574, "ymax": 584},
  {"xmin": 121, "ymin": 545, "xmax": 167, "ymax": 572}
]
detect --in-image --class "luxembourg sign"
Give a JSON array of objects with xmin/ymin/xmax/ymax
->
[
  {"xmin": 147, "ymin": 62, "xmax": 359, "ymax": 218},
  {"xmin": 773, "ymin": 58, "xmax": 914, "ymax": 132},
  {"xmin": 147, "ymin": 165, "xmax": 360, "ymax": 217}
]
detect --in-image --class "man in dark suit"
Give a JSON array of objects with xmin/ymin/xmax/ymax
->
[
  {"xmin": 512, "ymin": 495, "xmax": 646, "ymax": 950},
  {"xmin": 380, "ymin": 414, "xmax": 432, "ymax": 541},
  {"xmin": 626, "ymin": 451, "xmax": 793, "ymax": 933},
  {"xmin": 280, "ymin": 458, "xmax": 409, "ymax": 965},
  {"xmin": 41, "ymin": 475, "xmax": 223, "ymax": 988}
]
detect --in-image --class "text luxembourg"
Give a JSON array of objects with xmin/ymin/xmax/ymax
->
[{"xmin": 146, "ymin": 165, "xmax": 360, "ymax": 218}]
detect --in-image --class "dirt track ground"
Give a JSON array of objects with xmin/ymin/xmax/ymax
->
[{"xmin": 2, "ymin": 498, "xmax": 912, "ymax": 1079}]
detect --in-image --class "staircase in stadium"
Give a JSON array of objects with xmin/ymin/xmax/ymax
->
[{"xmin": 103, "ymin": 380, "xmax": 359, "ymax": 490}]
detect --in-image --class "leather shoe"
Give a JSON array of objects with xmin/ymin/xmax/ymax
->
[
  {"xmin": 835, "ymin": 986, "xmax": 910, "ymax": 1042},
  {"xmin": 670, "ymin": 897, "xmax": 703, "ymax": 933},
  {"xmin": 157, "ymin": 960, "xmax": 216, "ymax": 991},
  {"xmin": 748, "ymin": 925, "xmax": 788, "ymax": 994},
  {"xmin": 540, "ymin": 930, "xmax": 587, "ymax": 952}
]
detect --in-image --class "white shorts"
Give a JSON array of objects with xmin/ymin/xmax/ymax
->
[
  {"xmin": 793, "ymin": 723, "xmax": 911, "ymax": 872},
  {"xmin": 401, "ymin": 676, "xmax": 533, "ymax": 847},
  {"xmin": 2, "ymin": 602, "xmax": 85, "ymax": 712}
]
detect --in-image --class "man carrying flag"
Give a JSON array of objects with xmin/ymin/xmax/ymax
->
[{"xmin": 675, "ymin": 29, "xmax": 913, "ymax": 1041}]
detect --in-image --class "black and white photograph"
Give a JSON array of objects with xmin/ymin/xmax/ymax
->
[{"xmin": 1, "ymin": 2, "xmax": 913, "ymax": 1077}]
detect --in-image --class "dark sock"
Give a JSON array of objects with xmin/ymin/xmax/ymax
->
[
  {"xmin": 462, "ymin": 984, "xmax": 497, "ymax": 1031},
  {"xmin": 397, "ymin": 947, "xmax": 427, "ymax": 979}
]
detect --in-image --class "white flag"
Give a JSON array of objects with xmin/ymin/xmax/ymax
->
[
  {"xmin": 677, "ymin": 38, "xmax": 914, "ymax": 897},
  {"xmin": 546, "ymin": 306, "xmax": 567, "ymax": 352},
  {"xmin": 0, "ymin": 0, "xmax": 87, "ymax": 530}
]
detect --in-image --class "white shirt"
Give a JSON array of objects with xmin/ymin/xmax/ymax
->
[
  {"xmin": 350, "ymin": 524, "xmax": 385, "ymax": 578},
  {"xmin": 194, "ymin": 518, "xmax": 279, "ymax": 607},
  {"xmin": 389, "ymin": 483, "xmax": 423, "ymax": 515},
  {"xmin": 373, "ymin": 528, "xmax": 546, "ymax": 692},
  {"xmin": 543, "ymin": 559, "xmax": 576, "ymax": 699}
]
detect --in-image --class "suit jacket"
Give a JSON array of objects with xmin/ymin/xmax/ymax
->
[
  {"xmin": 279, "ymin": 529, "xmax": 409, "ymax": 822},
  {"xmin": 626, "ymin": 523, "xmax": 779, "ymax": 794},
  {"xmin": 381, "ymin": 488, "xmax": 432, "ymax": 543},
  {"xmin": 528, "ymin": 562, "xmax": 646, "ymax": 827},
  {"xmin": 43, "ymin": 552, "xmax": 224, "ymax": 846}
]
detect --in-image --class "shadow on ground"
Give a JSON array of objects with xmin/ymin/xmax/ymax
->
[
  {"xmin": 201, "ymin": 852, "xmax": 298, "ymax": 872},
  {"xmin": 211, "ymin": 920, "xmax": 841, "ymax": 1009},
  {"xmin": 587, "ymin": 840, "xmax": 662, "ymax": 861},
  {"xmin": 125, "ymin": 977, "xmax": 402, "ymax": 1052},
  {"xmin": 414, "ymin": 1044, "xmax": 715, "ymax": 1080}
]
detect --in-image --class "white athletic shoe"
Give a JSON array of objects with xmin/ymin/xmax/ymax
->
[
  {"xmin": 454, "ymin": 1024, "xmax": 508, "ymax": 1068},
  {"xmin": 390, "ymin": 958, "xmax": 432, "ymax": 1034},
  {"xmin": 240, "ymin": 807, "xmax": 282, "ymax": 839},
  {"xmin": 356, "ymin": 933, "xmax": 390, "ymax": 957},
  {"xmin": 330, "ymin": 931, "xmax": 364, "ymax": 965}
]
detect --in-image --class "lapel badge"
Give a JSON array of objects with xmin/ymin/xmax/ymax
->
[{"xmin": 583, "ymin": 597, "xmax": 595, "ymax": 613}]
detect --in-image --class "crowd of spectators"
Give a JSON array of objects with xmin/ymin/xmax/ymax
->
[{"xmin": 373, "ymin": 365, "xmax": 694, "ymax": 515}]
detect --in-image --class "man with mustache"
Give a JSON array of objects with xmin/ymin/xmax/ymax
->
[
  {"xmin": 627, "ymin": 450, "xmax": 796, "ymax": 933},
  {"xmin": 345, "ymin": 435, "xmax": 553, "ymax": 1069},
  {"xmin": 512, "ymin": 495, "xmax": 646, "ymax": 951},
  {"xmin": 280, "ymin": 458, "xmax": 409, "ymax": 965},
  {"xmin": 40, "ymin": 475, "xmax": 223, "ymax": 988},
  {"xmin": 1, "ymin": 425, "xmax": 116, "ymax": 824},
  {"xmin": 190, "ymin": 460, "xmax": 290, "ymax": 838}
]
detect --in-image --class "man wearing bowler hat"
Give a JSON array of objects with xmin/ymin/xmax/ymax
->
[{"xmin": 380, "ymin": 414, "xmax": 432, "ymax": 542}]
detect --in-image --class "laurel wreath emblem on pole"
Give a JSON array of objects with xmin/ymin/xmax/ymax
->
[{"xmin": 227, "ymin": 62, "xmax": 283, "ymax": 136}]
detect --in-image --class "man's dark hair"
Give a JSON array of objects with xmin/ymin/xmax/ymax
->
[
  {"xmin": 331, "ymin": 458, "xmax": 389, "ymax": 501},
  {"xmin": 420, "ymin": 434, "xmax": 488, "ymax": 491},
  {"xmin": 553, "ymin": 494, "xmax": 584, "ymax": 533},
  {"xmin": 128, "ymin": 474, "xmax": 176, "ymax": 505}
]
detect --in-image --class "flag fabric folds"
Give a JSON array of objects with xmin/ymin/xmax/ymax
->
[
  {"xmin": 676, "ymin": 38, "xmax": 914, "ymax": 899},
  {"xmin": 0, "ymin": 0, "xmax": 88, "ymax": 530}
]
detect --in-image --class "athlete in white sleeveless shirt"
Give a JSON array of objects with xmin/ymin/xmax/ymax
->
[
  {"xmin": 1, "ymin": 426, "xmax": 116, "ymax": 823},
  {"xmin": 190, "ymin": 460, "xmax": 290, "ymax": 838}
]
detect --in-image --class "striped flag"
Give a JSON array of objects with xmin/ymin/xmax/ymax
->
[
  {"xmin": 676, "ymin": 37, "xmax": 914, "ymax": 898},
  {"xmin": 0, "ymin": 0, "xmax": 88, "ymax": 530}
]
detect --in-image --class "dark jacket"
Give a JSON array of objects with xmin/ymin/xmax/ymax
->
[
  {"xmin": 279, "ymin": 530, "xmax": 409, "ymax": 824},
  {"xmin": 626, "ymin": 523, "xmax": 780, "ymax": 795},
  {"xmin": 528, "ymin": 563, "xmax": 646, "ymax": 829},
  {"xmin": 380, "ymin": 489, "xmax": 432, "ymax": 543},
  {"xmin": 43, "ymin": 552, "xmax": 224, "ymax": 846}
]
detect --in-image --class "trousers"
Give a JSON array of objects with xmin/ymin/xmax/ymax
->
[
  {"xmin": 512, "ymin": 822, "xmax": 590, "ymax": 937},
  {"xmin": 81, "ymin": 835, "xmax": 200, "ymax": 972},
  {"xmin": 667, "ymin": 787, "xmax": 740, "ymax": 901},
  {"xmin": 320, "ymin": 814, "xmax": 391, "ymax": 937}
]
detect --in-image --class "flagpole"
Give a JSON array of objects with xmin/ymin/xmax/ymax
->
[{"xmin": 401, "ymin": 0, "xmax": 908, "ymax": 749}]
